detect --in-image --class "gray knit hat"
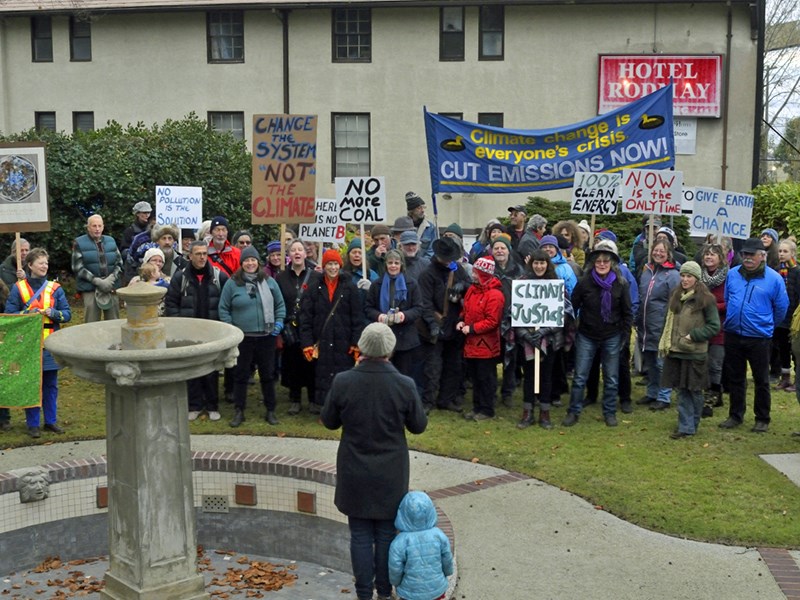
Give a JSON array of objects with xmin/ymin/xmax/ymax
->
[
  {"xmin": 240, "ymin": 245, "xmax": 261, "ymax": 264},
  {"xmin": 680, "ymin": 260, "xmax": 702, "ymax": 280},
  {"xmin": 358, "ymin": 322, "xmax": 396, "ymax": 357}
]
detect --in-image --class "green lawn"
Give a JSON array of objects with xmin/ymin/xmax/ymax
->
[{"xmin": 7, "ymin": 304, "xmax": 800, "ymax": 549}]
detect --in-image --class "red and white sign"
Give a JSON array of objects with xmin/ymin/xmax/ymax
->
[{"xmin": 598, "ymin": 55, "xmax": 722, "ymax": 118}]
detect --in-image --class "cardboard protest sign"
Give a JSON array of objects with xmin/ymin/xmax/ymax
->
[
  {"xmin": 0, "ymin": 314, "xmax": 43, "ymax": 408},
  {"xmin": 155, "ymin": 185, "xmax": 202, "ymax": 228},
  {"xmin": 424, "ymin": 84, "xmax": 674, "ymax": 194},
  {"xmin": 571, "ymin": 172, "xmax": 620, "ymax": 215},
  {"xmin": 252, "ymin": 114, "xmax": 317, "ymax": 224},
  {"xmin": 299, "ymin": 198, "xmax": 346, "ymax": 244},
  {"xmin": 620, "ymin": 168, "xmax": 683, "ymax": 215},
  {"xmin": 689, "ymin": 187, "xmax": 753, "ymax": 240},
  {"xmin": 511, "ymin": 280, "xmax": 565, "ymax": 328},
  {"xmin": 0, "ymin": 142, "xmax": 50, "ymax": 233},
  {"xmin": 335, "ymin": 176, "xmax": 386, "ymax": 224}
]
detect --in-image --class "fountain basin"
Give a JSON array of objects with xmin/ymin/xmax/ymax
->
[{"xmin": 44, "ymin": 318, "xmax": 243, "ymax": 387}]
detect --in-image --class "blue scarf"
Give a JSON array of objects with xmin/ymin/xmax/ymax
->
[
  {"xmin": 379, "ymin": 273, "xmax": 408, "ymax": 313},
  {"xmin": 591, "ymin": 269, "xmax": 617, "ymax": 323}
]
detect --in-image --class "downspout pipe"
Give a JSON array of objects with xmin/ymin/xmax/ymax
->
[
  {"xmin": 277, "ymin": 9, "xmax": 290, "ymax": 113},
  {"xmin": 752, "ymin": 0, "xmax": 765, "ymax": 189},
  {"xmin": 720, "ymin": 1, "xmax": 733, "ymax": 189}
]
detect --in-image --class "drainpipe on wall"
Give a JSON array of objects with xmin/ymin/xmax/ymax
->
[
  {"xmin": 276, "ymin": 9, "xmax": 290, "ymax": 113},
  {"xmin": 720, "ymin": 1, "xmax": 733, "ymax": 189},
  {"xmin": 751, "ymin": 0, "xmax": 766, "ymax": 189}
]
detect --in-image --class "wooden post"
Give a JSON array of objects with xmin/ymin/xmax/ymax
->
[
  {"xmin": 589, "ymin": 216, "xmax": 596, "ymax": 250},
  {"xmin": 14, "ymin": 232, "xmax": 21, "ymax": 274},
  {"xmin": 280, "ymin": 224, "xmax": 287, "ymax": 271}
]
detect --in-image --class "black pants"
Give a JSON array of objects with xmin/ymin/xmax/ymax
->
[
  {"xmin": 187, "ymin": 371, "xmax": 219, "ymax": 412},
  {"xmin": 725, "ymin": 332, "xmax": 771, "ymax": 423},
  {"xmin": 522, "ymin": 345, "xmax": 557, "ymax": 409},
  {"xmin": 234, "ymin": 335, "xmax": 277, "ymax": 412},
  {"xmin": 468, "ymin": 357, "xmax": 498, "ymax": 417},
  {"xmin": 423, "ymin": 337, "xmax": 464, "ymax": 408}
]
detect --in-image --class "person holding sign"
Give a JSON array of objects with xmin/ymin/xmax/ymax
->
[
  {"xmin": 659, "ymin": 261, "xmax": 720, "ymax": 439},
  {"xmin": 515, "ymin": 249, "xmax": 574, "ymax": 430},
  {"xmin": 562, "ymin": 245, "xmax": 633, "ymax": 427},
  {"xmin": 0, "ymin": 237, "xmax": 29, "ymax": 287},
  {"xmin": 5, "ymin": 248, "xmax": 71, "ymax": 438},
  {"xmin": 458, "ymin": 256, "xmax": 505, "ymax": 421}
]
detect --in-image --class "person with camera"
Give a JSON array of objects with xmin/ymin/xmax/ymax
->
[
  {"xmin": 276, "ymin": 239, "xmax": 317, "ymax": 415},
  {"xmin": 365, "ymin": 249, "xmax": 423, "ymax": 383},
  {"xmin": 418, "ymin": 237, "xmax": 471, "ymax": 413}
]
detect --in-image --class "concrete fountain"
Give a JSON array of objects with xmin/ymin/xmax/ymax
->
[{"xmin": 44, "ymin": 283, "xmax": 243, "ymax": 600}]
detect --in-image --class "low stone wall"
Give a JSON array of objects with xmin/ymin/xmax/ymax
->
[{"xmin": 0, "ymin": 452, "xmax": 455, "ymax": 582}]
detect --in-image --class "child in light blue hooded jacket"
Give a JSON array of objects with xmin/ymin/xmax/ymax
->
[{"xmin": 388, "ymin": 490, "xmax": 454, "ymax": 600}]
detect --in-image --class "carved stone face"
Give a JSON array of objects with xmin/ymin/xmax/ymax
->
[{"xmin": 19, "ymin": 470, "xmax": 50, "ymax": 503}]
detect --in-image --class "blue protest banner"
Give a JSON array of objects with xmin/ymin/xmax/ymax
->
[{"xmin": 424, "ymin": 84, "xmax": 674, "ymax": 194}]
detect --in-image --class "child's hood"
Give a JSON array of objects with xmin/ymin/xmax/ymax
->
[{"xmin": 394, "ymin": 491, "xmax": 437, "ymax": 532}]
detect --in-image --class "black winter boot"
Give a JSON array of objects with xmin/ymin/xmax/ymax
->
[
  {"xmin": 230, "ymin": 410, "xmax": 245, "ymax": 428},
  {"xmin": 517, "ymin": 404, "xmax": 534, "ymax": 429},
  {"xmin": 539, "ymin": 409, "xmax": 553, "ymax": 430}
]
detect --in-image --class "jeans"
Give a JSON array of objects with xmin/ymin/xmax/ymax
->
[
  {"xmin": 586, "ymin": 332, "xmax": 632, "ymax": 403},
  {"xmin": 568, "ymin": 332, "xmax": 621, "ymax": 417},
  {"xmin": 725, "ymin": 332, "xmax": 771, "ymax": 423},
  {"xmin": 26, "ymin": 369, "xmax": 58, "ymax": 428},
  {"xmin": 642, "ymin": 350, "xmax": 672, "ymax": 403},
  {"xmin": 348, "ymin": 517, "xmax": 395, "ymax": 600},
  {"xmin": 707, "ymin": 343, "xmax": 724, "ymax": 387},
  {"xmin": 676, "ymin": 388, "xmax": 704, "ymax": 434}
]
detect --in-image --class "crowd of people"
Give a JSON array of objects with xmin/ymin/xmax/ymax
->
[{"xmin": 2, "ymin": 193, "xmax": 800, "ymax": 445}]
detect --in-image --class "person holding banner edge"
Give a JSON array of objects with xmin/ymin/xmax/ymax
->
[{"xmin": 5, "ymin": 247, "xmax": 71, "ymax": 438}]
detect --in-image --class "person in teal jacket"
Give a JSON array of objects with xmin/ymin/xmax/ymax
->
[
  {"xmin": 389, "ymin": 490, "xmax": 453, "ymax": 600},
  {"xmin": 219, "ymin": 245, "xmax": 286, "ymax": 427}
]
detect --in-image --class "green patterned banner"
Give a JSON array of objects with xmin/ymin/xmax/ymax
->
[{"xmin": 0, "ymin": 314, "xmax": 42, "ymax": 409}]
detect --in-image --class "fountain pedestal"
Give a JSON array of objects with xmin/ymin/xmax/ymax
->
[{"xmin": 45, "ymin": 284, "xmax": 243, "ymax": 600}]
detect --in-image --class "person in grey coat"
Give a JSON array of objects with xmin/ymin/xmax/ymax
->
[{"xmin": 322, "ymin": 322, "xmax": 428, "ymax": 600}]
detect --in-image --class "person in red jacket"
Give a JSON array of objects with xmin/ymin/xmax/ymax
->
[
  {"xmin": 207, "ymin": 216, "xmax": 241, "ymax": 277},
  {"xmin": 457, "ymin": 256, "xmax": 505, "ymax": 421}
]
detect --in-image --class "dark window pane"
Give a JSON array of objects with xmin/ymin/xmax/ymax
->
[
  {"xmin": 478, "ymin": 113, "xmax": 504, "ymax": 127},
  {"xmin": 35, "ymin": 112, "xmax": 56, "ymax": 132},
  {"xmin": 332, "ymin": 8, "xmax": 371, "ymax": 62},
  {"xmin": 208, "ymin": 11, "xmax": 244, "ymax": 62},
  {"xmin": 440, "ymin": 7, "xmax": 465, "ymax": 61},
  {"xmin": 73, "ymin": 112, "xmax": 95, "ymax": 133},
  {"xmin": 480, "ymin": 5, "xmax": 504, "ymax": 59},
  {"xmin": 70, "ymin": 17, "xmax": 92, "ymax": 61}
]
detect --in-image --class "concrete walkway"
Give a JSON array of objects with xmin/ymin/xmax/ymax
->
[{"xmin": 0, "ymin": 435, "xmax": 797, "ymax": 600}]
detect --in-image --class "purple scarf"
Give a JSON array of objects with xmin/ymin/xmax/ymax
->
[{"xmin": 591, "ymin": 269, "xmax": 617, "ymax": 323}]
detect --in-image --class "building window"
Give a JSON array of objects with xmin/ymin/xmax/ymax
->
[
  {"xmin": 207, "ymin": 11, "xmax": 244, "ymax": 63},
  {"xmin": 35, "ymin": 112, "xmax": 56, "ymax": 132},
  {"xmin": 31, "ymin": 17, "xmax": 53, "ymax": 62},
  {"xmin": 333, "ymin": 9, "xmax": 371, "ymax": 62},
  {"xmin": 478, "ymin": 113, "xmax": 504, "ymax": 127},
  {"xmin": 440, "ymin": 7, "xmax": 465, "ymax": 61},
  {"xmin": 332, "ymin": 113, "xmax": 370, "ymax": 179},
  {"xmin": 70, "ymin": 17, "xmax": 92, "ymax": 61},
  {"xmin": 208, "ymin": 112, "xmax": 245, "ymax": 141},
  {"xmin": 479, "ymin": 5, "xmax": 504, "ymax": 60},
  {"xmin": 439, "ymin": 112, "xmax": 463, "ymax": 120},
  {"xmin": 73, "ymin": 112, "xmax": 95, "ymax": 133}
]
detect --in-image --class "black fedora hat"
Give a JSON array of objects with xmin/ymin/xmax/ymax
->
[{"xmin": 432, "ymin": 237, "xmax": 462, "ymax": 263}]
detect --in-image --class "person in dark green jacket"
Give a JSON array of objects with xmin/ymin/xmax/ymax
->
[{"xmin": 659, "ymin": 261, "xmax": 720, "ymax": 439}]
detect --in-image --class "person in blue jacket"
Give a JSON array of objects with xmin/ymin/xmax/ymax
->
[
  {"xmin": 219, "ymin": 245, "xmax": 286, "ymax": 427},
  {"xmin": 5, "ymin": 248, "xmax": 71, "ymax": 438},
  {"xmin": 719, "ymin": 237, "xmax": 789, "ymax": 433},
  {"xmin": 389, "ymin": 490, "xmax": 453, "ymax": 600}
]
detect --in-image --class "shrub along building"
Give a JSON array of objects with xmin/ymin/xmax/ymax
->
[{"xmin": 0, "ymin": 0, "xmax": 763, "ymax": 230}]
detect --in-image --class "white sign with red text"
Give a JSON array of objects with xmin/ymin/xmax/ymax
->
[
  {"xmin": 620, "ymin": 169, "xmax": 683, "ymax": 215},
  {"xmin": 598, "ymin": 55, "xmax": 722, "ymax": 118}
]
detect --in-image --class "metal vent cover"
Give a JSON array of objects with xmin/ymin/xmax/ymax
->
[{"xmin": 202, "ymin": 495, "xmax": 229, "ymax": 513}]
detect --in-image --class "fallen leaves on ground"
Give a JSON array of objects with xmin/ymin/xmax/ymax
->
[
  {"xmin": 25, "ymin": 556, "xmax": 106, "ymax": 595},
  {"xmin": 209, "ymin": 558, "xmax": 298, "ymax": 593}
]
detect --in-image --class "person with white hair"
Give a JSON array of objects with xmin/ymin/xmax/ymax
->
[
  {"xmin": 71, "ymin": 214, "xmax": 123, "ymax": 323},
  {"xmin": 322, "ymin": 323, "xmax": 427, "ymax": 600}
]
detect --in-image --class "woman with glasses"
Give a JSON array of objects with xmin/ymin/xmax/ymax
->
[
  {"xmin": 562, "ymin": 245, "xmax": 632, "ymax": 427},
  {"xmin": 219, "ymin": 246, "xmax": 286, "ymax": 427},
  {"xmin": 636, "ymin": 239, "xmax": 681, "ymax": 412}
]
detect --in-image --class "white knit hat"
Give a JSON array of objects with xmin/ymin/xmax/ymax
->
[{"xmin": 358, "ymin": 322, "xmax": 396, "ymax": 357}]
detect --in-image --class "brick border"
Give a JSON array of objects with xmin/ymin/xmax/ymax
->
[
  {"xmin": 759, "ymin": 548, "xmax": 800, "ymax": 600},
  {"xmin": 0, "ymin": 451, "xmax": 457, "ymax": 551}
]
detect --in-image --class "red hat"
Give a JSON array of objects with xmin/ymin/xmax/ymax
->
[{"xmin": 322, "ymin": 249, "xmax": 343, "ymax": 267}]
